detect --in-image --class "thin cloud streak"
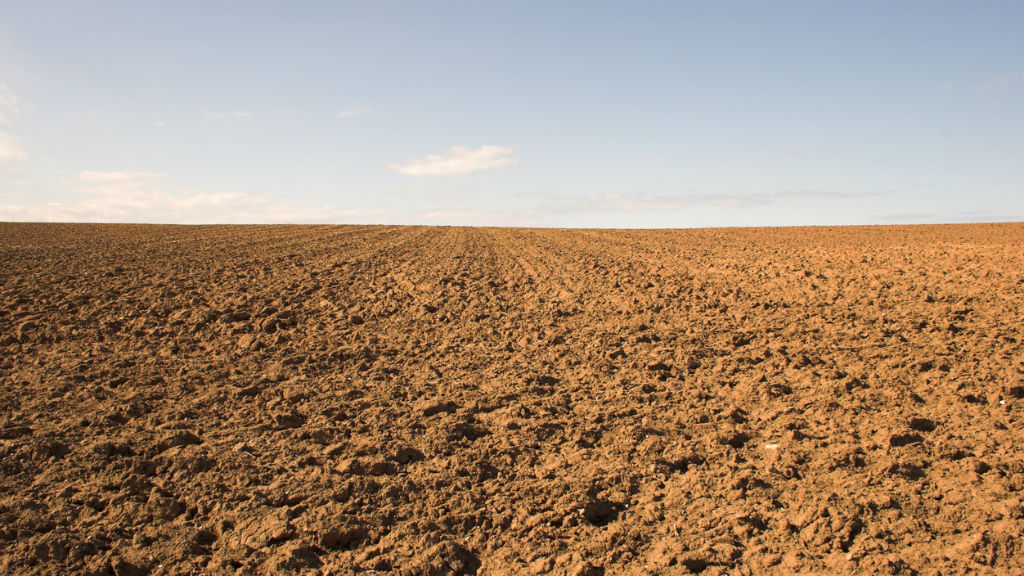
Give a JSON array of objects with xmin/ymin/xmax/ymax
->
[
  {"xmin": 538, "ymin": 190, "xmax": 879, "ymax": 214},
  {"xmin": 0, "ymin": 171, "xmax": 381, "ymax": 224},
  {"xmin": 396, "ymin": 190, "xmax": 879, "ymax": 227},
  {"xmin": 973, "ymin": 71, "xmax": 1024, "ymax": 94},
  {"xmin": 337, "ymin": 107, "xmax": 372, "ymax": 118},
  {"xmin": 78, "ymin": 171, "xmax": 169, "ymax": 183},
  {"xmin": 388, "ymin": 145, "xmax": 518, "ymax": 176},
  {"xmin": 204, "ymin": 110, "xmax": 252, "ymax": 121},
  {"xmin": 876, "ymin": 212, "xmax": 936, "ymax": 222},
  {"xmin": 405, "ymin": 209, "xmax": 539, "ymax": 227}
]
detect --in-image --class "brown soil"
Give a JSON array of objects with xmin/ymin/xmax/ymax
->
[{"xmin": 1, "ymin": 223, "xmax": 1023, "ymax": 576}]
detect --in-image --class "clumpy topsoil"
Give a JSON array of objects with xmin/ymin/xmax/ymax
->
[{"xmin": 1, "ymin": 223, "xmax": 1022, "ymax": 575}]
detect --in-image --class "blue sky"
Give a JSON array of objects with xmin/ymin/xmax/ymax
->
[{"xmin": 0, "ymin": 1, "xmax": 1021, "ymax": 227}]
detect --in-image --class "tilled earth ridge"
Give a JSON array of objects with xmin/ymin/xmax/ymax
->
[{"xmin": 1, "ymin": 223, "xmax": 1023, "ymax": 576}]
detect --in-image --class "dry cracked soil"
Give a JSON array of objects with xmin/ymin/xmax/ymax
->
[{"xmin": 1, "ymin": 222, "xmax": 1023, "ymax": 576}]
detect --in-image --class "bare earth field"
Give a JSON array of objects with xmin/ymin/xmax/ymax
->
[{"xmin": 1, "ymin": 223, "xmax": 1023, "ymax": 576}]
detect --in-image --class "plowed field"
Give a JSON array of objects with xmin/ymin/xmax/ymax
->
[{"xmin": 2, "ymin": 223, "xmax": 1023, "ymax": 576}]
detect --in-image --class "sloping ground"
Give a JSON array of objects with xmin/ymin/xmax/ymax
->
[{"xmin": 1, "ymin": 222, "xmax": 1023, "ymax": 576}]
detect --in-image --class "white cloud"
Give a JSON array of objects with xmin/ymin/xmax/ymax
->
[
  {"xmin": 337, "ymin": 107, "xmax": 372, "ymax": 118},
  {"xmin": 973, "ymin": 72, "xmax": 1024, "ymax": 94},
  {"xmin": 204, "ymin": 110, "xmax": 252, "ymax": 121},
  {"xmin": 388, "ymin": 145, "xmax": 518, "ymax": 176},
  {"xmin": 0, "ymin": 84, "xmax": 20, "ymax": 125},
  {"xmin": 0, "ymin": 133, "xmax": 28, "ymax": 165},
  {"xmin": 0, "ymin": 170, "xmax": 382, "ymax": 224}
]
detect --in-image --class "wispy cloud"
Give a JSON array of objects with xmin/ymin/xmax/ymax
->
[
  {"xmin": 876, "ymin": 209, "xmax": 1019, "ymax": 224},
  {"xmin": 11, "ymin": 177, "xmax": 53, "ymax": 186},
  {"xmin": 876, "ymin": 212, "xmax": 935, "ymax": 222},
  {"xmin": 78, "ymin": 170, "xmax": 170, "ymax": 183},
  {"xmin": 204, "ymin": 110, "xmax": 252, "ymax": 121},
  {"xmin": 973, "ymin": 72, "xmax": 1024, "ymax": 94},
  {"xmin": 538, "ymin": 190, "xmax": 877, "ymax": 214},
  {"xmin": 0, "ymin": 84, "xmax": 21, "ymax": 125},
  {"xmin": 405, "ymin": 209, "xmax": 537, "ymax": 227},
  {"xmin": 0, "ymin": 133, "xmax": 28, "ymax": 166},
  {"xmin": 390, "ymin": 189, "xmax": 877, "ymax": 226},
  {"xmin": 388, "ymin": 145, "xmax": 518, "ymax": 176},
  {"xmin": 337, "ymin": 107, "xmax": 372, "ymax": 118},
  {"xmin": 0, "ymin": 86, "xmax": 27, "ymax": 167},
  {"xmin": 0, "ymin": 170, "xmax": 382, "ymax": 224},
  {"xmin": 774, "ymin": 189, "xmax": 877, "ymax": 201}
]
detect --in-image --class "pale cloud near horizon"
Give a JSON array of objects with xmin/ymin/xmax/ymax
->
[
  {"xmin": 0, "ymin": 133, "xmax": 28, "ymax": 166},
  {"xmin": 388, "ymin": 145, "xmax": 518, "ymax": 176},
  {"xmin": 78, "ymin": 170, "xmax": 170, "ymax": 183},
  {"xmin": 973, "ymin": 71, "xmax": 1024, "ymax": 94},
  {"xmin": 0, "ymin": 171, "xmax": 381, "ymax": 224},
  {"xmin": 538, "ymin": 190, "xmax": 877, "ymax": 214},
  {"xmin": 391, "ymin": 190, "xmax": 879, "ymax": 226},
  {"xmin": 337, "ymin": 107, "xmax": 372, "ymax": 118},
  {"xmin": 204, "ymin": 110, "xmax": 252, "ymax": 121},
  {"xmin": 406, "ymin": 208, "xmax": 537, "ymax": 227},
  {"xmin": 0, "ymin": 167, "xmax": 885, "ymax": 225}
]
